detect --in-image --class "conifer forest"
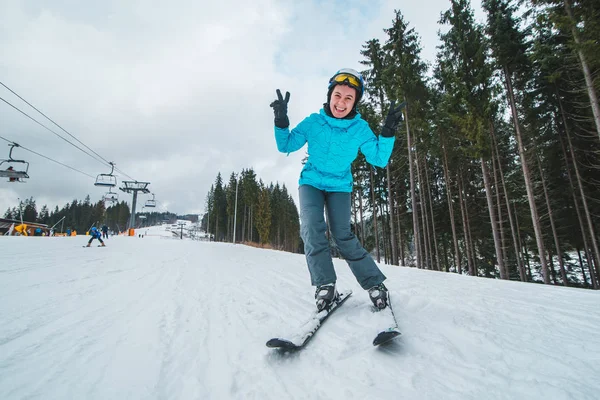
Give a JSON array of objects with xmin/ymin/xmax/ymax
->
[{"xmin": 206, "ymin": 0, "xmax": 600, "ymax": 289}]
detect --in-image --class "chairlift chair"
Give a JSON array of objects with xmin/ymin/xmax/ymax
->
[
  {"xmin": 0, "ymin": 143, "xmax": 30, "ymax": 183},
  {"xmin": 95, "ymin": 162, "xmax": 117, "ymax": 187},
  {"xmin": 145, "ymin": 193, "xmax": 157, "ymax": 208},
  {"xmin": 103, "ymin": 188, "xmax": 119, "ymax": 203}
]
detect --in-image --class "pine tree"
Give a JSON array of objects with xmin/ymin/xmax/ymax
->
[
  {"xmin": 255, "ymin": 182, "xmax": 271, "ymax": 246},
  {"xmin": 384, "ymin": 9, "xmax": 432, "ymax": 269},
  {"xmin": 212, "ymin": 173, "xmax": 227, "ymax": 242},
  {"xmin": 4, "ymin": 208, "xmax": 13, "ymax": 219}
]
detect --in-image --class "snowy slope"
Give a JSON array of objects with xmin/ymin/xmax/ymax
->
[{"xmin": 1, "ymin": 227, "xmax": 599, "ymax": 400}]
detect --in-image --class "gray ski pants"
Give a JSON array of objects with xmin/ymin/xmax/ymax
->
[{"xmin": 299, "ymin": 184, "xmax": 386, "ymax": 289}]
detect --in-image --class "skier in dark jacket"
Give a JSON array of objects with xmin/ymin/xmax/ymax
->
[
  {"xmin": 86, "ymin": 227, "xmax": 105, "ymax": 247},
  {"xmin": 101, "ymin": 224, "xmax": 109, "ymax": 239},
  {"xmin": 271, "ymin": 68, "xmax": 405, "ymax": 311}
]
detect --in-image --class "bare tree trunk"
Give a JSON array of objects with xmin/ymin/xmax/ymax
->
[
  {"xmin": 548, "ymin": 249, "xmax": 558, "ymax": 284},
  {"xmin": 466, "ymin": 208, "xmax": 477, "ymax": 276},
  {"xmin": 386, "ymin": 164, "xmax": 398, "ymax": 265},
  {"xmin": 481, "ymin": 157, "xmax": 507, "ymax": 279},
  {"xmin": 370, "ymin": 168, "xmax": 380, "ymax": 263},
  {"xmin": 352, "ymin": 190, "xmax": 358, "ymax": 238},
  {"xmin": 577, "ymin": 249, "xmax": 589, "ymax": 287},
  {"xmin": 504, "ymin": 66, "xmax": 550, "ymax": 283},
  {"xmin": 523, "ymin": 239, "xmax": 532, "ymax": 280},
  {"xmin": 457, "ymin": 172, "xmax": 475, "ymax": 275},
  {"xmin": 535, "ymin": 153, "xmax": 569, "ymax": 286},
  {"xmin": 396, "ymin": 207, "xmax": 405, "ymax": 266},
  {"xmin": 381, "ymin": 195, "xmax": 390, "ymax": 264},
  {"xmin": 558, "ymin": 92, "xmax": 600, "ymax": 288},
  {"xmin": 564, "ymin": 0, "xmax": 600, "ymax": 140},
  {"xmin": 461, "ymin": 173, "xmax": 478, "ymax": 275},
  {"xmin": 490, "ymin": 124, "xmax": 525, "ymax": 281},
  {"xmin": 241, "ymin": 205, "xmax": 246, "ymax": 242},
  {"xmin": 513, "ymin": 202, "xmax": 528, "ymax": 282},
  {"xmin": 442, "ymin": 139, "xmax": 461, "ymax": 274},
  {"xmin": 359, "ymin": 187, "xmax": 365, "ymax": 244},
  {"xmin": 405, "ymin": 102, "xmax": 421, "ymax": 267},
  {"xmin": 489, "ymin": 127, "xmax": 507, "ymax": 278},
  {"xmin": 416, "ymin": 153, "xmax": 431, "ymax": 269},
  {"xmin": 585, "ymin": 248, "xmax": 598, "ymax": 289},
  {"xmin": 424, "ymin": 157, "xmax": 441, "ymax": 271}
]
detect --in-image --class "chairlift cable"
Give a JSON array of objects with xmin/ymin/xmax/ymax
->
[
  {"xmin": 0, "ymin": 95, "xmax": 107, "ymax": 167},
  {"xmin": 0, "ymin": 82, "xmax": 138, "ymax": 181},
  {"xmin": 0, "ymin": 135, "xmax": 95, "ymax": 179},
  {"xmin": 113, "ymin": 166, "xmax": 135, "ymax": 181},
  {"xmin": 0, "ymin": 81, "xmax": 113, "ymax": 165}
]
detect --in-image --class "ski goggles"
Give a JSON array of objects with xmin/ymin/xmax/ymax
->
[{"xmin": 330, "ymin": 73, "xmax": 362, "ymax": 89}]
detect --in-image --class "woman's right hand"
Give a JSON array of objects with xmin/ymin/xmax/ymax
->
[{"xmin": 270, "ymin": 89, "xmax": 291, "ymax": 128}]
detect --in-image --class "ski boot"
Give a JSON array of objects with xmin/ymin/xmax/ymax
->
[
  {"xmin": 315, "ymin": 283, "xmax": 338, "ymax": 312},
  {"xmin": 86, "ymin": 243, "xmax": 91, "ymax": 247},
  {"xmin": 368, "ymin": 283, "xmax": 388, "ymax": 310},
  {"xmin": 100, "ymin": 243, "xmax": 106, "ymax": 247}
]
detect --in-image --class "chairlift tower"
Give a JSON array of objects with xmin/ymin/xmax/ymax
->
[{"xmin": 119, "ymin": 181, "xmax": 150, "ymax": 229}]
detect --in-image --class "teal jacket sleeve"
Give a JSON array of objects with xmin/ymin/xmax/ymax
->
[
  {"xmin": 274, "ymin": 115, "xmax": 312, "ymax": 154},
  {"xmin": 359, "ymin": 124, "xmax": 395, "ymax": 168}
]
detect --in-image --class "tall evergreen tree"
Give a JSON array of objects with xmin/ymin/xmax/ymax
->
[{"xmin": 255, "ymin": 181, "xmax": 271, "ymax": 246}]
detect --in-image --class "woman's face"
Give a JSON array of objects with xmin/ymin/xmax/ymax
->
[{"xmin": 329, "ymin": 85, "xmax": 356, "ymax": 118}]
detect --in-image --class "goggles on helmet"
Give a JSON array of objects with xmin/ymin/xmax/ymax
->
[
  {"xmin": 331, "ymin": 73, "xmax": 361, "ymax": 88},
  {"xmin": 329, "ymin": 68, "xmax": 364, "ymax": 95}
]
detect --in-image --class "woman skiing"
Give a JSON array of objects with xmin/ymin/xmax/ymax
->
[{"xmin": 270, "ymin": 68, "xmax": 405, "ymax": 311}]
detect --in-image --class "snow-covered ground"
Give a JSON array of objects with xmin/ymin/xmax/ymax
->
[{"xmin": 1, "ymin": 225, "xmax": 599, "ymax": 400}]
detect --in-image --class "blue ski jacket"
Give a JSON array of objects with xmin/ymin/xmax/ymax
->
[
  {"xmin": 275, "ymin": 109, "xmax": 395, "ymax": 192},
  {"xmin": 90, "ymin": 228, "xmax": 101, "ymax": 239}
]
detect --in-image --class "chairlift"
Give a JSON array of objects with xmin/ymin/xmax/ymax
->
[
  {"xmin": 103, "ymin": 188, "xmax": 119, "ymax": 203},
  {"xmin": 95, "ymin": 162, "xmax": 117, "ymax": 187},
  {"xmin": 145, "ymin": 193, "xmax": 157, "ymax": 208},
  {"xmin": 0, "ymin": 143, "xmax": 30, "ymax": 183}
]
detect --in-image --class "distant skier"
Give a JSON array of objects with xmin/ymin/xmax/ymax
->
[
  {"xmin": 86, "ymin": 227, "xmax": 105, "ymax": 247},
  {"xmin": 270, "ymin": 68, "xmax": 405, "ymax": 311},
  {"xmin": 101, "ymin": 224, "xmax": 109, "ymax": 239}
]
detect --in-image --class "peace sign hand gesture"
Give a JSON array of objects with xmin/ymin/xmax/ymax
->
[{"xmin": 270, "ymin": 89, "xmax": 291, "ymax": 128}]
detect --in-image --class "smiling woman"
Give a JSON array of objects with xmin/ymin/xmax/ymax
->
[
  {"xmin": 270, "ymin": 67, "xmax": 406, "ymax": 312},
  {"xmin": 328, "ymin": 85, "xmax": 356, "ymax": 119}
]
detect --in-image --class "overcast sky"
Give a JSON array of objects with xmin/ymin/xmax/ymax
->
[{"xmin": 0, "ymin": 0, "xmax": 484, "ymax": 217}]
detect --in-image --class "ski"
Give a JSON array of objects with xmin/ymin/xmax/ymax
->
[
  {"xmin": 266, "ymin": 290, "xmax": 352, "ymax": 350},
  {"xmin": 372, "ymin": 293, "xmax": 401, "ymax": 346}
]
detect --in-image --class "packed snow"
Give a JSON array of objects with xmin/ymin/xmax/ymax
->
[{"xmin": 1, "ymin": 224, "xmax": 599, "ymax": 400}]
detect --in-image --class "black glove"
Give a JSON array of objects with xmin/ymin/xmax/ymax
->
[
  {"xmin": 270, "ymin": 89, "xmax": 290, "ymax": 128},
  {"xmin": 381, "ymin": 101, "xmax": 407, "ymax": 138}
]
